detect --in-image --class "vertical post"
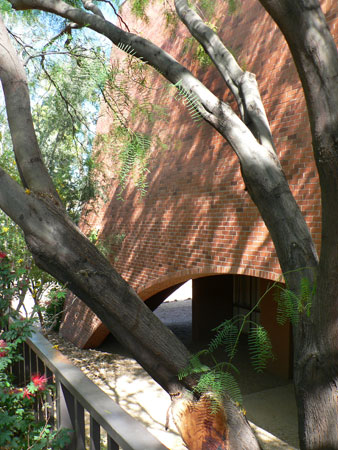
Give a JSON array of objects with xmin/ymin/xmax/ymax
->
[
  {"xmin": 75, "ymin": 401, "xmax": 86, "ymax": 450},
  {"xmin": 90, "ymin": 416, "xmax": 100, "ymax": 450},
  {"xmin": 108, "ymin": 435, "xmax": 119, "ymax": 450},
  {"xmin": 18, "ymin": 341, "xmax": 24, "ymax": 384},
  {"xmin": 46, "ymin": 366, "xmax": 55, "ymax": 429},
  {"xmin": 11, "ymin": 342, "xmax": 22, "ymax": 385},
  {"xmin": 36, "ymin": 357, "xmax": 46, "ymax": 421},
  {"xmin": 57, "ymin": 378, "xmax": 76, "ymax": 449},
  {"xmin": 23, "ymin": 342, "xmax": 30, "ymax": 384},
  {"xmin": 30, "ymin": 348, "xmax": 37, "ymax": 376}
]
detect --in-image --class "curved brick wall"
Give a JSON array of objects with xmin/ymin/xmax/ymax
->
[{"xmin": 60, "ymin": 0, "xmax": 338, "ymax": 348}]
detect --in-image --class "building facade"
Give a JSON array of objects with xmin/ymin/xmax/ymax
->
[{"xmin": 60, "ymin": 0, "xmax": 338, "ymax": 377}]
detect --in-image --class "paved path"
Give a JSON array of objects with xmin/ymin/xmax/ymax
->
[{"xmin": 48, "ymin": 298, "xmax": 299, "ymax": 449}]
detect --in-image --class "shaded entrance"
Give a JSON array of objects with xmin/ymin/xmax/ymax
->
[{"xmin": 146, "ymin": 274, "xmax": 292, "ymax": 379}]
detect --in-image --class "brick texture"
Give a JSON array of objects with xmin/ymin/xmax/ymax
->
[{"xmin": 60, "ymin": 0, "xmax": 338, "ymax": 347}]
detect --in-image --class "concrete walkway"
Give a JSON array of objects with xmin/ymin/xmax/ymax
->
[{"xmin": 48, "ymin": 296, "xmax": 300, "ymax": 449}]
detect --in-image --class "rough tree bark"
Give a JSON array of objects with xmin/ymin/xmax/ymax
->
[
  {"xmin": 258, "ymin": 1, "xmax": 338, "ymax": 448},
  {"xmin": 2, "ymin": 0, "xmax": 338, "ymax": 448}
]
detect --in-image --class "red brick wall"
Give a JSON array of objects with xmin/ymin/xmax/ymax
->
[{"xmin": 81, "ymin": 0, "xmax": 337, "ymax": 300}]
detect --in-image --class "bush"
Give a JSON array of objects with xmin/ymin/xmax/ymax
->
[{"xmin": 0, "ymin": 251, "xmax": 72, "ymax": 449}]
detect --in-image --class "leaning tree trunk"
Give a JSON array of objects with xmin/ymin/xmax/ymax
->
[
  {"xmin": 0, "ymin": 14, "xmax": 261, "ymax": 449},
  {"xmin": 258, "ymin": 0, "xmax": 338, "ymax": 448},
  {"xmin": 0, "ymin": 167, "xmax": 261, "ymax": 450}
]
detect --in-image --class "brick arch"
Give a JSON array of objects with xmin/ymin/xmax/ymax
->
[{"xmin": 138, "ymin": 265, "xmax": 282, "ymax": 301}]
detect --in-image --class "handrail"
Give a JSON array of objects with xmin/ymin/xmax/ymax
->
[{"xmin": 25, "ymin": 329, "xmax": 169, "ymax": 450}]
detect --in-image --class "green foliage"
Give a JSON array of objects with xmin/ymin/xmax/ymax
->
[
  {"xmin": 88, "ymin": 229, "xmax": 126, "ymax": 259},
  {"xmin": 209, "ymin": 319, "xmax": 239, "ymax": 359},
  {"xmin": 0, "ymin": 215, "xmax": 61, "ymax": 323},
  {"xmin": 179, "ymin": 352, "xmax": 242, "ymax": 409},
  {"xmin": 173, "ymin": 79, "xmax": 203, "ymax": 122},
  {"xmin": 0, "ymin": 1, "xmax": 11, "ymax": 13},
  {"xmin": 0, "ymin": 255, "xmax": 71, "ymax": 449},
  {"xmin": 180, "ymin": 21, "xmax": 217, "ymax": 69},
  {"xmin": 64, "ymin": 0, "xmax": 84, "ymax": 6},
  {"xmin": 164, "ymin": 10, "xmax": 179, "ymax": 34},
  {"xmin": 181, "ymin": 36, "xmax": 212, "ymax": 67},
  {"xmin": 197, "ymin": 0, "xmax": 216, "ymax": 22},
  {"xmin": 1, "ymin": 9, "xmax": 110, "ymax": 223},
  {"xmin": 93, "ymin": 41, "xmax": 169, "ymax": 199},
  {"xmin": 179, "ymin": 281, "xmax": 277, "ymax": 409},
  {"xmin": 180, "ymin": 272, "xmax": 314, "ymax": 412},
  {"xmin": 131, "ymin": 0, "xmax": 151, "ymax": 19},
  {"xmin": 226, "ymin": 0, "xmax": 240, "ymax": 14},
  {"xmin": 42, "ymin": 288, "xmax": 67, "ymax": 332},
  {"xmin": 117, "ymin": 130, "xmax": 151, "ymax": 198},
  {"xmin": 275, "ymin": 277, "xmax": 315, "ymax": 325},
  {"xmin": 195, "ymin": 370, "xmax": 242, "ymax": 409},
  {"xmin": 248, "ymin": 325, "xmax": 274, "ymax": 372}
]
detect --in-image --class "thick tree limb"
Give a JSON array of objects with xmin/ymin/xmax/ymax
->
[
  {"xmin": 0, "ymin": 16, "xmax": 60, "ymax": 200},
  {"xmin": 174, "ymin": 0, "xmax": 276, "ymax": 154},
  {"xmin": 258, "ymin": 1, "xmax": 338, "ymax": 447},
  {"xmin": 81, "ymin": 0, "xmax": 105, "ymax": 19},
  {"xmin": 7, "ymin": 0, "xmax": 319, "ymax": 286}
]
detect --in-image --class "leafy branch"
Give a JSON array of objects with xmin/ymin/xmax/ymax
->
[{"xmin": 179, "ymin": 269, "xmax": 316, "ymax": 411}]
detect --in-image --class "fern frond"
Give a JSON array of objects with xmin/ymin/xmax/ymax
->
[
  {"xmin": 194, "ymin": 369, "xmax": 242, "ymax": 408},
  {"xmin": 248, "ymin": 325, "xmax": 274, "ymax": 372},
  {"xmin": 117, "ymin": 42, "xmax": 137, "ymax": 57},
  {"xmin": 178, "ymin": 352, "xmax": 210, "ymax": 380},
  {"xmin": 299, "ymin": 277, "xmax": 315, "ymax": 316},
  {"xmin": 275, "ymin": 286, "xmax": 299, "ymax": 324},
  {"xmin": 173, "ymin": 80, "xmax": 203, "ymax": 122},
  {"xmin": 116, "ymin": 131, "xmax": 152, "ymax": 199},
  {"xmin": 209, "ymin": 319, "xmax": 238, "ymax": 359},
  {"xmin": 275, "ymin": 276, "xmax": 315, "ymax": 324}
]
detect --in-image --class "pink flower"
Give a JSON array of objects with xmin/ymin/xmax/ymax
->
[
  {"xmin": 0, "ymin": 340, "xmax": 7, "ymax": 357},
  {"xmin": 0, "ymin": 251, "xmax": 6, "ymax": 259},
  {"xmin": 31, "ymin": 373, "xmax": 48, "ymax": 391},
  {"xmin": 23, "ymin": 387, "xmax": 33, "ymax": 399}
]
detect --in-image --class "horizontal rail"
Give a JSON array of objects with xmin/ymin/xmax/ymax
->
[{"xmin": 26, "ymin": 329, "xmax": 169, "ymax": 450}]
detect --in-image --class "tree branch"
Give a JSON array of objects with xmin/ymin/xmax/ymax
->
[
  {"xmin": 174, "ymin": 0, "xmax": 276, "ymax": 154},
  {"xmin": 81, "ymin": 0, "xmax": 105, "ymax": 19},
  {"xmin": 0, "ymin": 15, "xmax": 61, "ymax": 200},
  {"xmin": 7, "ymin": 0, "xmax": 247, "ymax": 140},
  {"xmin": 8, "ymin": 0, "xmax": 318, "ymax": 285}
]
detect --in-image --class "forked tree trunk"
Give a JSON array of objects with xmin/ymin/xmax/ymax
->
[{"xmin": 258, "ymin": 0, "xmax": 338, "ymax": 448}]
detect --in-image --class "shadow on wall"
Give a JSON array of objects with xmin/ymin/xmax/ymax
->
[
  {"xmin": 81, "ymin": 0, "xmax": 321, "ymax": 297},
  {"xmin": 61, "ymin": 0, "xmax": 330, "ymax": 351}
]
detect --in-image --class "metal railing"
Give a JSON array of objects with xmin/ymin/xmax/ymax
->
[{"xmin": 13, "ymin": 329, "xmax": 169, "ymax": 450}]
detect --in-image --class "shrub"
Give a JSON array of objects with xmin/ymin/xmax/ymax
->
[{"xmin": 0, "ymin": 251, "xmax": 72, "ymax": 449}]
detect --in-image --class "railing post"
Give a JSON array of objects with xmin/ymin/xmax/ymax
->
[
  {"xmin": 56, "ymin": 377, "xmax": 76, "ymax": 449},
  {"xmin": 75, "ymin": 400, "xmax": 86, "ymax": 450},
  {"xmin": 23, "ymin": 342, "xmax": 30, "ymax": 384},
  {"xmin": 108, "ymin": 435, "xmax": 119, "ymax": 450},
  {"xmin": 46, "ymin": 366, "xmax": 55, "ymax": 428},
  {"xmin": 90, "ymin": 416, "xmax": 100, "ymax": 450}
]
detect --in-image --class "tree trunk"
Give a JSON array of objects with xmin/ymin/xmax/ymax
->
[
  {"xmin": 23, "ymin": 190, "xmax": 262, "ymax": 449},
  {"xmin": 258, "ymin": 0, "xmax": 338, "ymax": 447}
]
